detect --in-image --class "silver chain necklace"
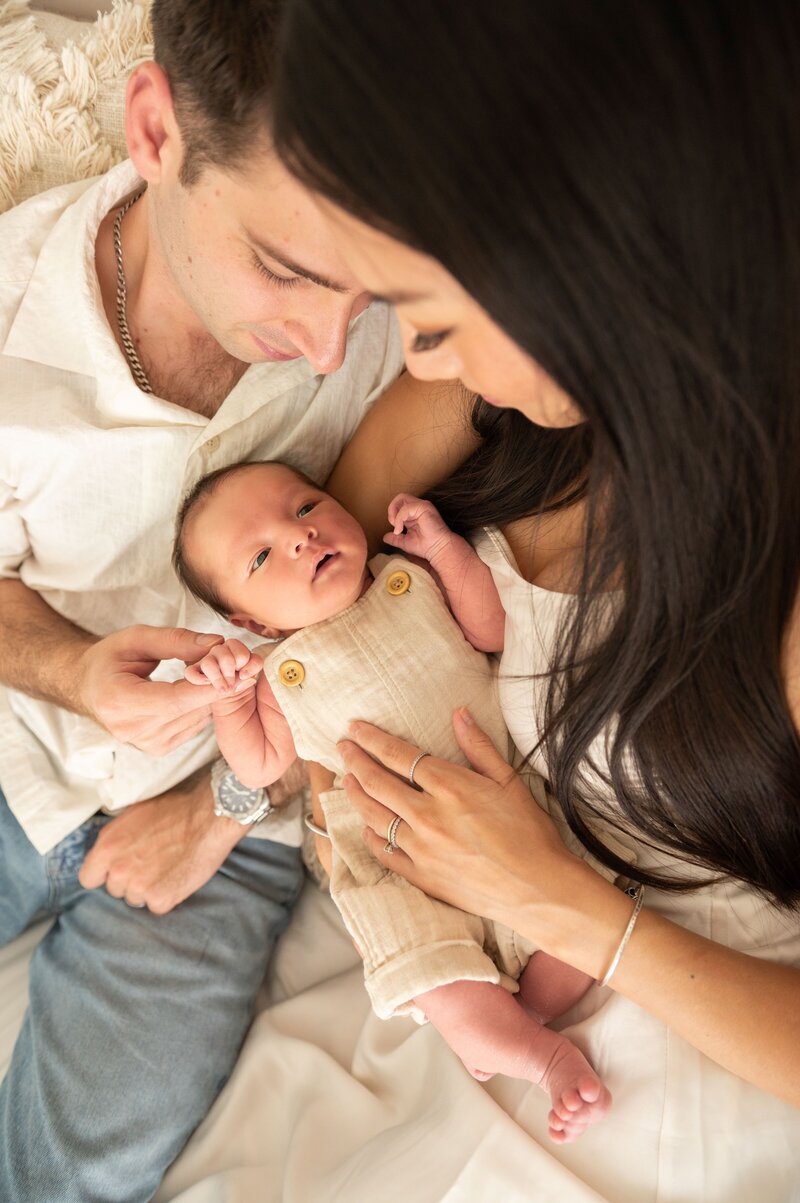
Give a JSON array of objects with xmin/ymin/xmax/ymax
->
[{"xmin": 113, "ymin": 187, "xmax": 153, "ymax": 394}]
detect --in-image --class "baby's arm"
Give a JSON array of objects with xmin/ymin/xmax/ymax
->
[
  {"xmin": 385, "ymin": 495, "xmax": 505, "ymax": 652},
  {"xmin": 185, "ymin": 639, "xmax": 296, "ymax": 787}
]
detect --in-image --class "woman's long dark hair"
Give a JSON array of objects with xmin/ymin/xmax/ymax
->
[{"xmin": 274, "ymin": 0, "xmax": 800, "ymax": 903}]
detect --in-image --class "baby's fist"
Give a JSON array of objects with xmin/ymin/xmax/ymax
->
[
  {"xmin": 385, "ymin": 494, "xmax": 453, "ymax": 564},
  {"xmin": 184, "ymin": 638, "xmax": 263, "ymax": 694}
]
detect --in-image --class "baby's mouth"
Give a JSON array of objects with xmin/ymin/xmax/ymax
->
[{"xmin": 312, "ymin": 551, "xmax": 337, "ymax": 579}]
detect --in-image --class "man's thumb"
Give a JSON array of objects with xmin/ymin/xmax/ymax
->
[{"xmin": 174, "ymin": 630, "xmax": 224, "ymax": 664}]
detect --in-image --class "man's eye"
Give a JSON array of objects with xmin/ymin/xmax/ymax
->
[
  {"xmin": 252, "ymin": 253, "xmax": 300, "ymax": 289},
  {"xmin": 297, "ymin": 502, "xmax": 316, "ymax": 518},
  {"xmin": 410, "ymin": 329, "xmax": 451, "ymax": 354},
  {"xmin": 252, "ymin": 549, "xmax": 270, "ymax": 571}
]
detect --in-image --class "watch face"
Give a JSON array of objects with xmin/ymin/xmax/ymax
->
[{"xmin": 218, "ymin": 773, "xmax": 265, "ymax": 817}]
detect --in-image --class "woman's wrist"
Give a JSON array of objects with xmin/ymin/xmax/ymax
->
[{"xmin": 510, "ymin": 854, "xmax": 639, "ymax": 980}]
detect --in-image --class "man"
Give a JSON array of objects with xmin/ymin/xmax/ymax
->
[{"xmin": 0, "ymin": 2, "xmax": 469, "ymax": 1198}]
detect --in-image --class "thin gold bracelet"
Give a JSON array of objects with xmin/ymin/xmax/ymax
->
[{"xmin": 597, "ymin": 883, "xmax": 645, "ymax": 988}]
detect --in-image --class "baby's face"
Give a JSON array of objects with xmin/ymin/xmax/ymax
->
[{"xmin": 185, "ymin": 463, "xmax": 369, "ymax": 633}]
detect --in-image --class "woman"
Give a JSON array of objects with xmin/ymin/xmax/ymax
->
[{"xmin": 272, "ymin": 0, "xmax": 800, "ymax": 1198}]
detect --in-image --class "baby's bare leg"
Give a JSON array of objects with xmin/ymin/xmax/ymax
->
[
  {"xmin": 517, "ymin": 951, "xmax": 595, "ymax": 1024},
  {"xmin": 416, "ymin": 980, "xmax": 611, "ymax": 1142}
]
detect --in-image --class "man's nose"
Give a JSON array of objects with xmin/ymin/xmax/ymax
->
[{"xmin": 287, "ymin": 291, "xmax": 371, "ymax": 375}]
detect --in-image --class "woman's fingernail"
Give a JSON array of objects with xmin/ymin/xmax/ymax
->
[
  {"xmin": 196, "ymin": 633, "xmax": 221, "ymax": 646},
  {"xmin": 348, "ymin": 720, "xmax": 363, "ymax": 736},
  {"xmin": 457, "ymin": 707, "xmax": 474, "ymax": 726}
]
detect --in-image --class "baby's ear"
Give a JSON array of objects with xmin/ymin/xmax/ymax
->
[{"xmin": 228, "ymin": 612, "xmax": 282, "ymax": 640}]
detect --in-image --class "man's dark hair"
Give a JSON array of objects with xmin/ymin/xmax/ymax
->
[
  {"xmin": 151, "ymin": 0, "xmax": 283, "ymax": 186},
  {"xmin": 173, "ymin": 459, "xmax": 319, "ymax": 617}
]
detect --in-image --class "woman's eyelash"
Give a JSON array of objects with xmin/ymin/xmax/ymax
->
[
  {"xmin": 411, "ymin": 330, "xmax": 450, "ymax": 353},
  {"xmin": 252, "ymin": 254, "xmax": 300, "ymax": 289}
]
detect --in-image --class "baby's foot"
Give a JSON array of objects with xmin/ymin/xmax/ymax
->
[{"xmin": 538, "ymin": 1043, "xmax": 611, "ymax": 1142}]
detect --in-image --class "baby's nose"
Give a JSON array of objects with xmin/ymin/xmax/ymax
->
[{"xmin": 294, "ymin": 526, "xmax": 318, "ymax": 554}]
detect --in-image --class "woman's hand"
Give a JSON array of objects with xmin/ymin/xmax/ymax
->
[
  {"xmin": 339, "ymin": 707, "xmax": 578, "ymax": 934},
  {"xmin": 342, "ymin": 710, "xmax": 800, "ymax": 1102}
]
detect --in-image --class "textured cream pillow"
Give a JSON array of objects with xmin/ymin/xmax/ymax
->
[{"xmin": 0, "ymin": 0, "xmax": 152, "ymax": 212}]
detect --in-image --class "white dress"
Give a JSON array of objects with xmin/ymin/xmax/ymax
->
[{"xmin": 473, "ymin": 525, "xmax": 800, "ymax": 1202}]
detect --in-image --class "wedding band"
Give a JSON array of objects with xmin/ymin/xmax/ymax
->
[
  {"xmin": 408, "ymin": 751, "xmax": 431, "ymax": 788},
  {"xmin": 384, "ymin": 814, "xmax": 402, "ymax": 854}
]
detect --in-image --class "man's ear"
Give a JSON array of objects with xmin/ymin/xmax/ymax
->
[
  {"xmin": 124, "ymin": 61, "xmax": 185, "ymax": 185},
  {"xmin": 228, "ymin": 613, "xmax": 283, "ymax": 641}
]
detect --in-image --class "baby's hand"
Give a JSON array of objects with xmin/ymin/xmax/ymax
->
[
  {"xmin": 184, "ymin": 638, "xmax": 263, "ymax": 695},
  {"xmin": 385, "ymin": 494, "xmax": 454, "ymax": 566}
]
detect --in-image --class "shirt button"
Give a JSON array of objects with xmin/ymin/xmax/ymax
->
[
  {"xmin": 278, "ymin": 659, "xmax": 305, "ymax": 687},
  {"xmin": 205, "ymin": 435, "xmax": 220, "ymax": 453},
  {"xmin": 386, "ymin": 569, "xmax": 411, "ymax": 596}
]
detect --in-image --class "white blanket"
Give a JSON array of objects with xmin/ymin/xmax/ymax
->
[{"xmin": 5, "ymin": 879, "xmax": 796, "ymax": 1203}]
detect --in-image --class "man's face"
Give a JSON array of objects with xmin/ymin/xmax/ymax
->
[
  {"xmin": 184, "ymin": 463, "xmax": 370, "ymax": 633},
  {"xmin": 149, "ymin": 147, "xmax": 372, "ymax": 374}
]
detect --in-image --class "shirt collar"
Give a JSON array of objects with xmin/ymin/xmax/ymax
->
[{"xmin": 3, "ymin": 161, "xmax": 143, "ymax": 379}]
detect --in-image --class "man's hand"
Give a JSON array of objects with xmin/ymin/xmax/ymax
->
[
  {"xmin": 79, "ymin": 770, "xmax": 243, "ymax": 913},
  {"xmin": 78, "ymin": 625, "xmax": 225, "ymax": 754},
  {"xmin": 79, "ymin": 760, "xmax": 309, "ymax": 914}
]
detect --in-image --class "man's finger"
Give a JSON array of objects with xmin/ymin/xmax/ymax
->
[
  {"xmin": 78, "ymin": 841, "xmax": 109, "ymax": 889},
  {"xmin": 114, "ymin": 626, "xmax": 223, "ymax": 668},
  {"xmin": 453, "ymin": 708, "xmax": 517, "ymax": 787},
  {"xmin": 153, "ymin": 707, "xmax": 213, "ymax": 753},
  {"xmin": 124, "ymin": 675, "xmax": 219, "ymax": 719}
]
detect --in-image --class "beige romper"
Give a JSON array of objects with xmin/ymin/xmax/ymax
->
[{"xmin": 263, "ymin": 555, "xmax": 541, "ymax": 1020}]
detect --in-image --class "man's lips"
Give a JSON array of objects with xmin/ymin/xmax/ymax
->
[{"xmin": 251, "ymin": 333, "xmax": 302, "ymax": 362}]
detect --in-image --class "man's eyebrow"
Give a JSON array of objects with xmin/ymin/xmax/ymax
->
[{"xmin": 248, "ymin": 234, "xmax": 350, "ymax": 294}]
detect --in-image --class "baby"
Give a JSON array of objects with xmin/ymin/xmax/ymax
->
[{"xmin": 173, "ymin": 459, "xmax": 611, "ymax": 1140}]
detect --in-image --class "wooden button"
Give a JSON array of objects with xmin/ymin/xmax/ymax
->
[
  {"xmin": 278, "ymin": 659, "xmax": 305, "ymax": 687},
  {"xmin": 386, "ymin": 569, "xmax": 411, "ymax": 596}
]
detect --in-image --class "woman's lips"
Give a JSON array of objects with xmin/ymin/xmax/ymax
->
[{"xmin": 251, "ymin": 333, "xmax": 302, "ymax": 362}]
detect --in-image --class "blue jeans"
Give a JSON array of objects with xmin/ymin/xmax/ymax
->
[{"xmin": 0, "ymin": 787, "xmax": 303, "ymax": 1203}]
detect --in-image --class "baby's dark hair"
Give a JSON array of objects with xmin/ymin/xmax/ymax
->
[{"xmin": 172, "ymin": 459, "xmax": 318, "ymax": 616}]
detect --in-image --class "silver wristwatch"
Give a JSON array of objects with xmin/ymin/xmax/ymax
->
[{"xmin": 210, "ymin": 759, "xmax": 273, "ymax": 826}]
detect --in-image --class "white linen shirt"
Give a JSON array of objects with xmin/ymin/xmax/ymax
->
[{"xmin": 0, "ymin": 161, "xmax": 404, "ymax": 854}]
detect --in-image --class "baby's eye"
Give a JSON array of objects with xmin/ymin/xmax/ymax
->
[
  {"xmin": 297, "ymin": 502, "xmax": 316, "ymax": 518},
  {"xmin": 252, "ymin": 549, "xmax": 270, "ymax": 572}
]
